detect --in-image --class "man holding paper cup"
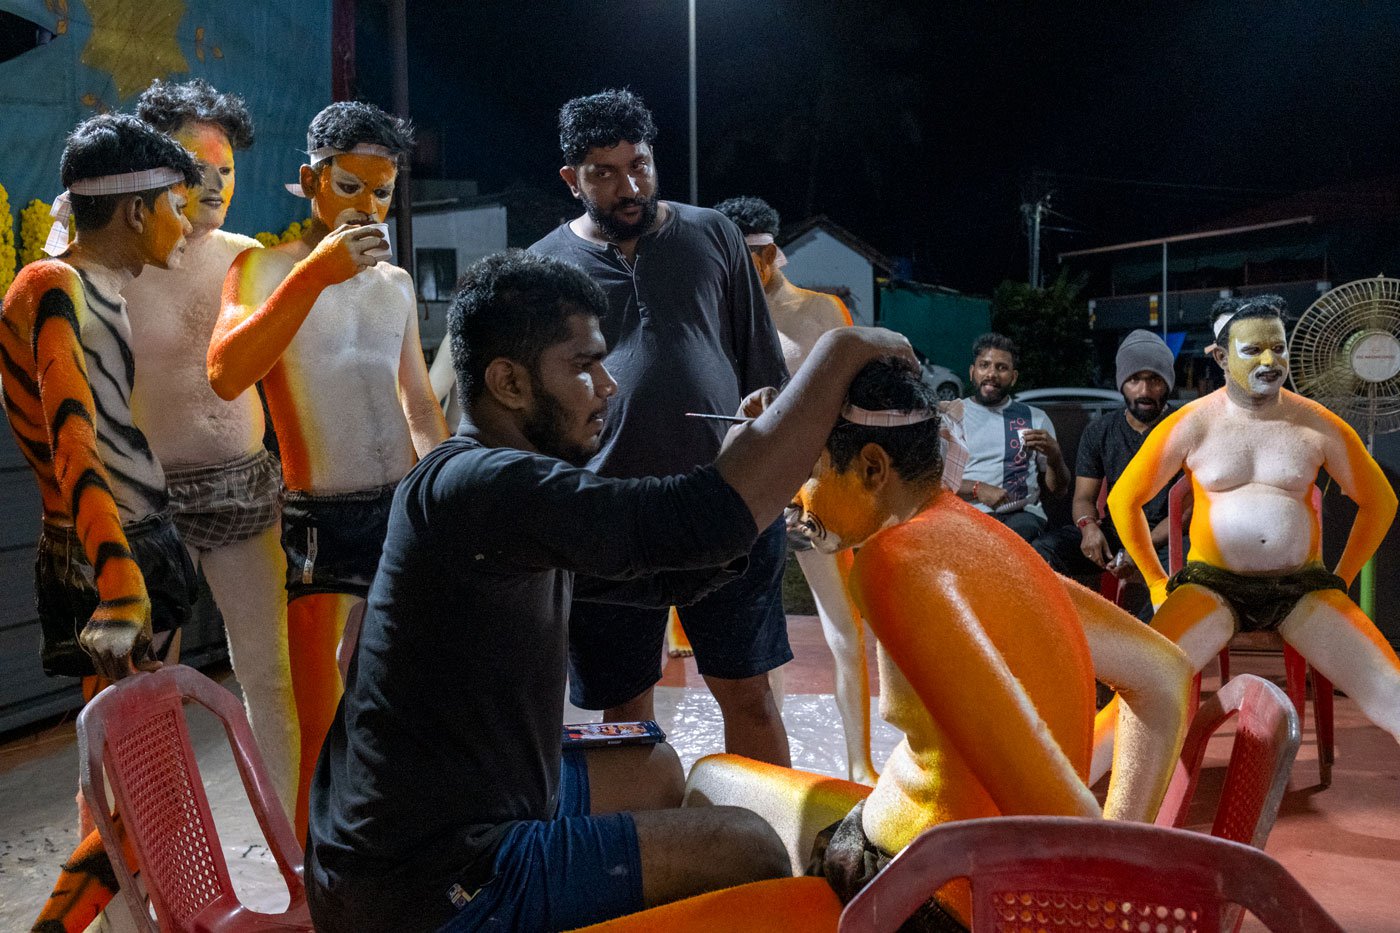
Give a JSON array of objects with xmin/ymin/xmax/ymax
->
[
  {"xmin": 209, "ymin": 100, "xmax": 448, "ymax": 835},
  {"xmin": 956, "ymin": 332, "xmax": 1069, "ymax": 541}
]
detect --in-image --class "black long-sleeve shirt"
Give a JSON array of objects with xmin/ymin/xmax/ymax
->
[{"xmin": 306, "ymin": 435, "xmax": 756, "ymax": 933}]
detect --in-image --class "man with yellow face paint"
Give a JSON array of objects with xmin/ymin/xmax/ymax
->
[
  {"xmin": 1102, "ymin": 294, "xmax": 1400, "ymax": 771},
  {"xmin": 675, "ymin": 360, "xmax": 1190, "ymax": 931},
  {"xmin": 209, "ymin": 101, "xmax": 448, "ymax": 837},
  {"xmin": 120, "ymin": 79, "xmax": 300, "ymax": 817}
]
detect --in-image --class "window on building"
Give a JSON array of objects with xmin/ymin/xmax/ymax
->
[{"xmin": 416, "ymin": 248, "xmax": 457, "ymax": 301}]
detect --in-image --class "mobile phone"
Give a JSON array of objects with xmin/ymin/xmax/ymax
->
[{"xmin": 561, "ymin": 720, "xmax": 666, "ymax": 749}]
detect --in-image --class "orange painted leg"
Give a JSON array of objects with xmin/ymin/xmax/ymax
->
[
  {"xmin": 666, "ymin": 607, "xmax": 693, "ymax": 658},
  {"xmin": 1091, "ymin": 584, "xmax": 1234, "ymax": 783},
  {"xmin": 288, "ymin": 591, "xmax": 358, "ymax": 839},
  {"xmin": 32, "ymin": 818, "xmax": 137, "ymax": 933}
]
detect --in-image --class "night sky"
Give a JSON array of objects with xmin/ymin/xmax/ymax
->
[{"xmin": 356, "ymin": 1, "xmax": 1400, "ymax": 294}]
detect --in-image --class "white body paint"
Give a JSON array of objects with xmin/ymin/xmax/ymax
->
[{"xmin": 276, "ymin": 263, "xmax": 420, "ymax": 493}]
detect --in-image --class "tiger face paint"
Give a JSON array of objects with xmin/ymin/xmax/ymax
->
[
  {"xmin": 1224, "ymin": 316, "xmax": 1288, "ymax": 399},
  {"xmin": 305, "ymin": 153, "xmax": 398, "ymax": 229},
  {"xmin": 174, "ymin": 122, "xmax": 235, "ymax": 234},
  {"xmin": 792, "ymin": 450, "xmax": 891, "ymax": 553},
  {"xmin": 141, "ymin": 185, "xmax": 192, "ymax": 270}
]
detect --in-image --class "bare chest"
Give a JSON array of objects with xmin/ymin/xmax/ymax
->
[{"xmin": 1187, "ymin": 412, "xmax": 1325, "ymax": 494}]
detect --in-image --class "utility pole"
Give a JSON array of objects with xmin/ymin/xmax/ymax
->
[
  {"xmin": 1021, "ymin": 170, "xmax": 1052, "ymax": 288},
  {"xmin": 389, "ymin": 0, "xmax": 413, "ymax": 272},
  {"xmin": 688, "ymin": 0, "xmax": 698, "ymax": 205}
]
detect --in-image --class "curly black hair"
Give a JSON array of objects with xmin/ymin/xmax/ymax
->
[
  {"xmin": 827, "ymin": 359, "xmax": 943, "ymax": 486},
  {"xmin": 135, "ymin": 78, "xmax": 255, "ymax": 149},
  {"xmin": 306, "ymin": 100, "xmax": 414, "ymax": 164},
  {"xmin": 971, "ymin": 332, "xmax": 1019, "ymax": 369},
  {"xmin": 449, "ymin": 249, "xmax": 610, "ymax": 402},
  {"xmin": 1210, "ymin": 294, "xmax": 1287, "ymax": 346},
  {"xmin": 713, "ymin": 196, "xmax": 779, "ymax": 237},
  {"xmin": 60, "ymin": 113, "xmax": 200, "ymax": 232},
  {"xmin": 558, "ymin": 89, "xmax": 657, "ymax": 167}
]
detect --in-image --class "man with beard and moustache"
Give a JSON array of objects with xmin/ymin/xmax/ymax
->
[
  {"xmin": 1033, "ymin": 329, "xmax": 1183, "ymax": 618},
  {"xmin": 305, "ymin": 250, "xmax": 919, "ymax": 932},
  {"xmin": 955, "ymin": 333, "xmax": 1070, "ymax": 541},
  {"xmin": 530, "ymin": 90, "xmax": 793, "ymax": 767}
]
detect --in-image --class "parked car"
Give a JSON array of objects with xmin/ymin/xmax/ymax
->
[
  {"xmin": 1014, "ymin": 387, "xmax": 1123, "ymax": 419},
  {"xmin": 919, "ymin": 361, "xmax": 964, "ymax": 401}
]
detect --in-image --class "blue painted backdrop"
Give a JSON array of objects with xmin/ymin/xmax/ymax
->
[{"xmin": 0, "ymin": 0, "xmax": 330, "ymax": 240}]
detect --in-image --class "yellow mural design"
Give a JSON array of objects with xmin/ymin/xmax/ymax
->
[
  {"xmin": 20, "ymin": 199, "xmax": 56, "ymax": 267},
  {"xmin": 0, "ymin": 184, "xmax": 15, "ymax": 295},
  {"xmin": 81, "ymin": 0, "xmax": 189, "ymax": 100}
]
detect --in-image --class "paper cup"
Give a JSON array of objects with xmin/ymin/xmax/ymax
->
[
  {"xmin": 362, "ymin": 222, "xmax": 391, "ymax": 259},
  {"xmin": 1016, "ymin": 427, "xmax": 1030, "ymax": 444}
]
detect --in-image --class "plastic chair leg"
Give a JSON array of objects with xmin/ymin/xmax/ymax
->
[
  {"xmin": 1188, "ymin": 672, "xmax": 1202, "ymax": 722},
  {"xmin": 1283, "ymin": 646, "xmax": 1307, "ymax": 734},
  {"xmin": 1218, "ymin": 646, "xmax": 1230, "ymax": 685},
  {"xmin": 1313, "ymin": 669, "xmax": 1335, "ymax": 786}
]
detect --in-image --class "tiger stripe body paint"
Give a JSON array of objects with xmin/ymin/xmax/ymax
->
[{"xmin": 1, "ymin": 261, "xmax": 154, "ymax": 643}]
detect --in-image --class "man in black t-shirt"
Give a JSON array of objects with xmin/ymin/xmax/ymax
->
[
  {"xmin": 305, "ymin": 249, "xmax": 915, "ymax": 933},
  {"xmin": 1033, "ymin": 330, "xmax": 1184, "ymax": 617}
]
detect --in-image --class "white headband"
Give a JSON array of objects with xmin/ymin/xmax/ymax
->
[
  {"xmin": 743, "ymin": 232, "xmax": 787, "ymax": 269},
  {"xmin": 44, "ymin": 167, "xmax": 185, "ymax": 257},
  {"xmin": 841, "ymin": 404, "xmax": 938, "ymax": 428},
  {"xmin": 1212, "ymin": 313, "xmax": 1235, "ymax": 340},
  {"xmin": 285, "ymin": 143, "xmax": 398, "ymax": 198}
]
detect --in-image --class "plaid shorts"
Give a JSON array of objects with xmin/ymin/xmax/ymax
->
[{"xmin": 165, "ymin": 449, "xmax": 283, "ymax": 552}]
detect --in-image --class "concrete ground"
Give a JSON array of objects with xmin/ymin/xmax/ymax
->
[{"xmin": 1, "ymin": 615, "xmax": 1396, "ymax": 930}]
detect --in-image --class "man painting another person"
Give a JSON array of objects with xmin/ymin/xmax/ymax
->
[
  {"xmin": 956, "ymin": 332, "xmax": 1069, "ymax": 541},
  {"xmin": 305, "ymin": 249, "xmax": 919, "ymax": 932},
  {"xmin": 531, "ymin": 90, "xmax": 793, "ymax": 766},
  {"xmin": 209, "ymin": 100, "xmax": 448, "ymax": 836}
]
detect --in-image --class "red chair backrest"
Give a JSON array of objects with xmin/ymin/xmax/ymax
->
[
  {"xmin": 839, "ymin": 816, "xmax": 1342, "ymax": 933},
  {"xmin": 77, "ymin": 665, "xmax": 309, "ymax": 932},
  {"xmin": 1155, "ymin": 673, "xmax": 1300, "ymax": 849}
]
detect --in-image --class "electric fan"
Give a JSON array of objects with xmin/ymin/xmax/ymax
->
[{"xmin": 1288, "ymin": 274, "xmax": 1400, "ymax": 616}]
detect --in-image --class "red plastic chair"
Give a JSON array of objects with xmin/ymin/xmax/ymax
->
[
  {"xmin": 1168, "ymin": 475, "xmax": 1334, "ymax": 785},
  {"xmin": 1095, "ymin": 479, "xmax": 1127, "ymax": 605},
  {"xmin": 839, "ymin": 816, "xmax": 1343, "ymax": 933},
  {"xmin": 77, "ymin": 665, "xmax": 313, "ymax": 932},
  {"xmin": 1156, "ymin": 673, "xmax": 1300, "ymax": 846}
]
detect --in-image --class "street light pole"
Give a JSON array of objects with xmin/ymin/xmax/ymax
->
[{"xmin": 688, "ymin": 0, "xmax": 697, "ymax": 205}]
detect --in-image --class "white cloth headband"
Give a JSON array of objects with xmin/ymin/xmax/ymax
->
[
  {"xmin": 841, "ymin": 404, "xmax": 938, "ymax": 428},
  {"xmin": 743, "ymin": 232, "xmax": 787, "ymax": 269},
  {"xmin": 1212, "ymin": 313, "xmax": 1235, "ymax": 340},
  {"xmin": 44, "ymin": 166, "xmax": 185, "ymax": 257},
  {"xmin": 285, "ymin": 143, "xmax": 398, "ymax": 198}
]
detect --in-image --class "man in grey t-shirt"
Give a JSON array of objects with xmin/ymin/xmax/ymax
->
[{"xmin": 531, "ymin": 89, "xmax": 793, "ymax": 766}]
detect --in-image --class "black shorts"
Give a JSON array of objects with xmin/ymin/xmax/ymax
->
[
  {"xmin": 281, "ymin": 483, "xmax": 396, "ymax": 602},
  {"xmin": 567, "ymin": 518, "xmax": 792, "ymax": 710},
  {"xmin": 36, "ymin": 512, "xmax": 198, "ymax": 678},
  {"xmin": 1168, "ymin": 560, "xmax": 1346, "ymax": 632}
]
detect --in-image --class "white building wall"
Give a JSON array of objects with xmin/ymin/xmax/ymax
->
[
  {"xmin": 387, "ymin": 204, "xmax": 508, "ymax": 347},
  {"xmin": 782, "ymin": 229, "xmax": 877, "ymax": 326}
]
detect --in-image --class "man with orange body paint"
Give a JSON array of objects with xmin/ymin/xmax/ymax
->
[
  {"xmin": 1100, "ymin": 295, "xmax": 1400, "ymax": 774},
  {"xmin": 638, "ymin": 360, "xmax": 1191, "ymax": 931},
  {"xmin": 209, "ymin": 101, "xmax": 448, "ymax": 837},
  {"xmin": 123, "ymin": 79, "xmax": 300, "ymax": 817},
  {"xmin": 713, "ymin": 195, "xmax": 878, "ymax": 785}
]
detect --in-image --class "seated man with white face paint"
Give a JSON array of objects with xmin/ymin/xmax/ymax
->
[{"xmin": 1097, "ymin": 294, "xmax": 1400, "ymax": 775}]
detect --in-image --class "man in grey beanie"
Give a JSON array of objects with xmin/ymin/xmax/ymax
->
[{"xmin": 1032, "ymin": 329, "xmax": 1183, "ymax": 619}]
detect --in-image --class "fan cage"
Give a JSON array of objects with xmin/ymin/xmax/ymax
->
[{"xmin": 1289, "ymin": 276, "xmax": 1400, "ymax": 437}]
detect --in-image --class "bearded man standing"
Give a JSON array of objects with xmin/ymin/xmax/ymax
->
[{"xmin": 530, "ymin": 89, "xmax": 792, "ymax": 766}]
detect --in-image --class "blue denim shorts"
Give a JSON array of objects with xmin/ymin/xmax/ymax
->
[{"xmin": 436, "ymin": 750, "xmax": 644, "ymax": 932}]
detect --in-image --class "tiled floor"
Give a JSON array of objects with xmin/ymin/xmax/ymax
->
[{"xmin": 1, "ymin": 615, "xmax": 1396, "ymax": 931}]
